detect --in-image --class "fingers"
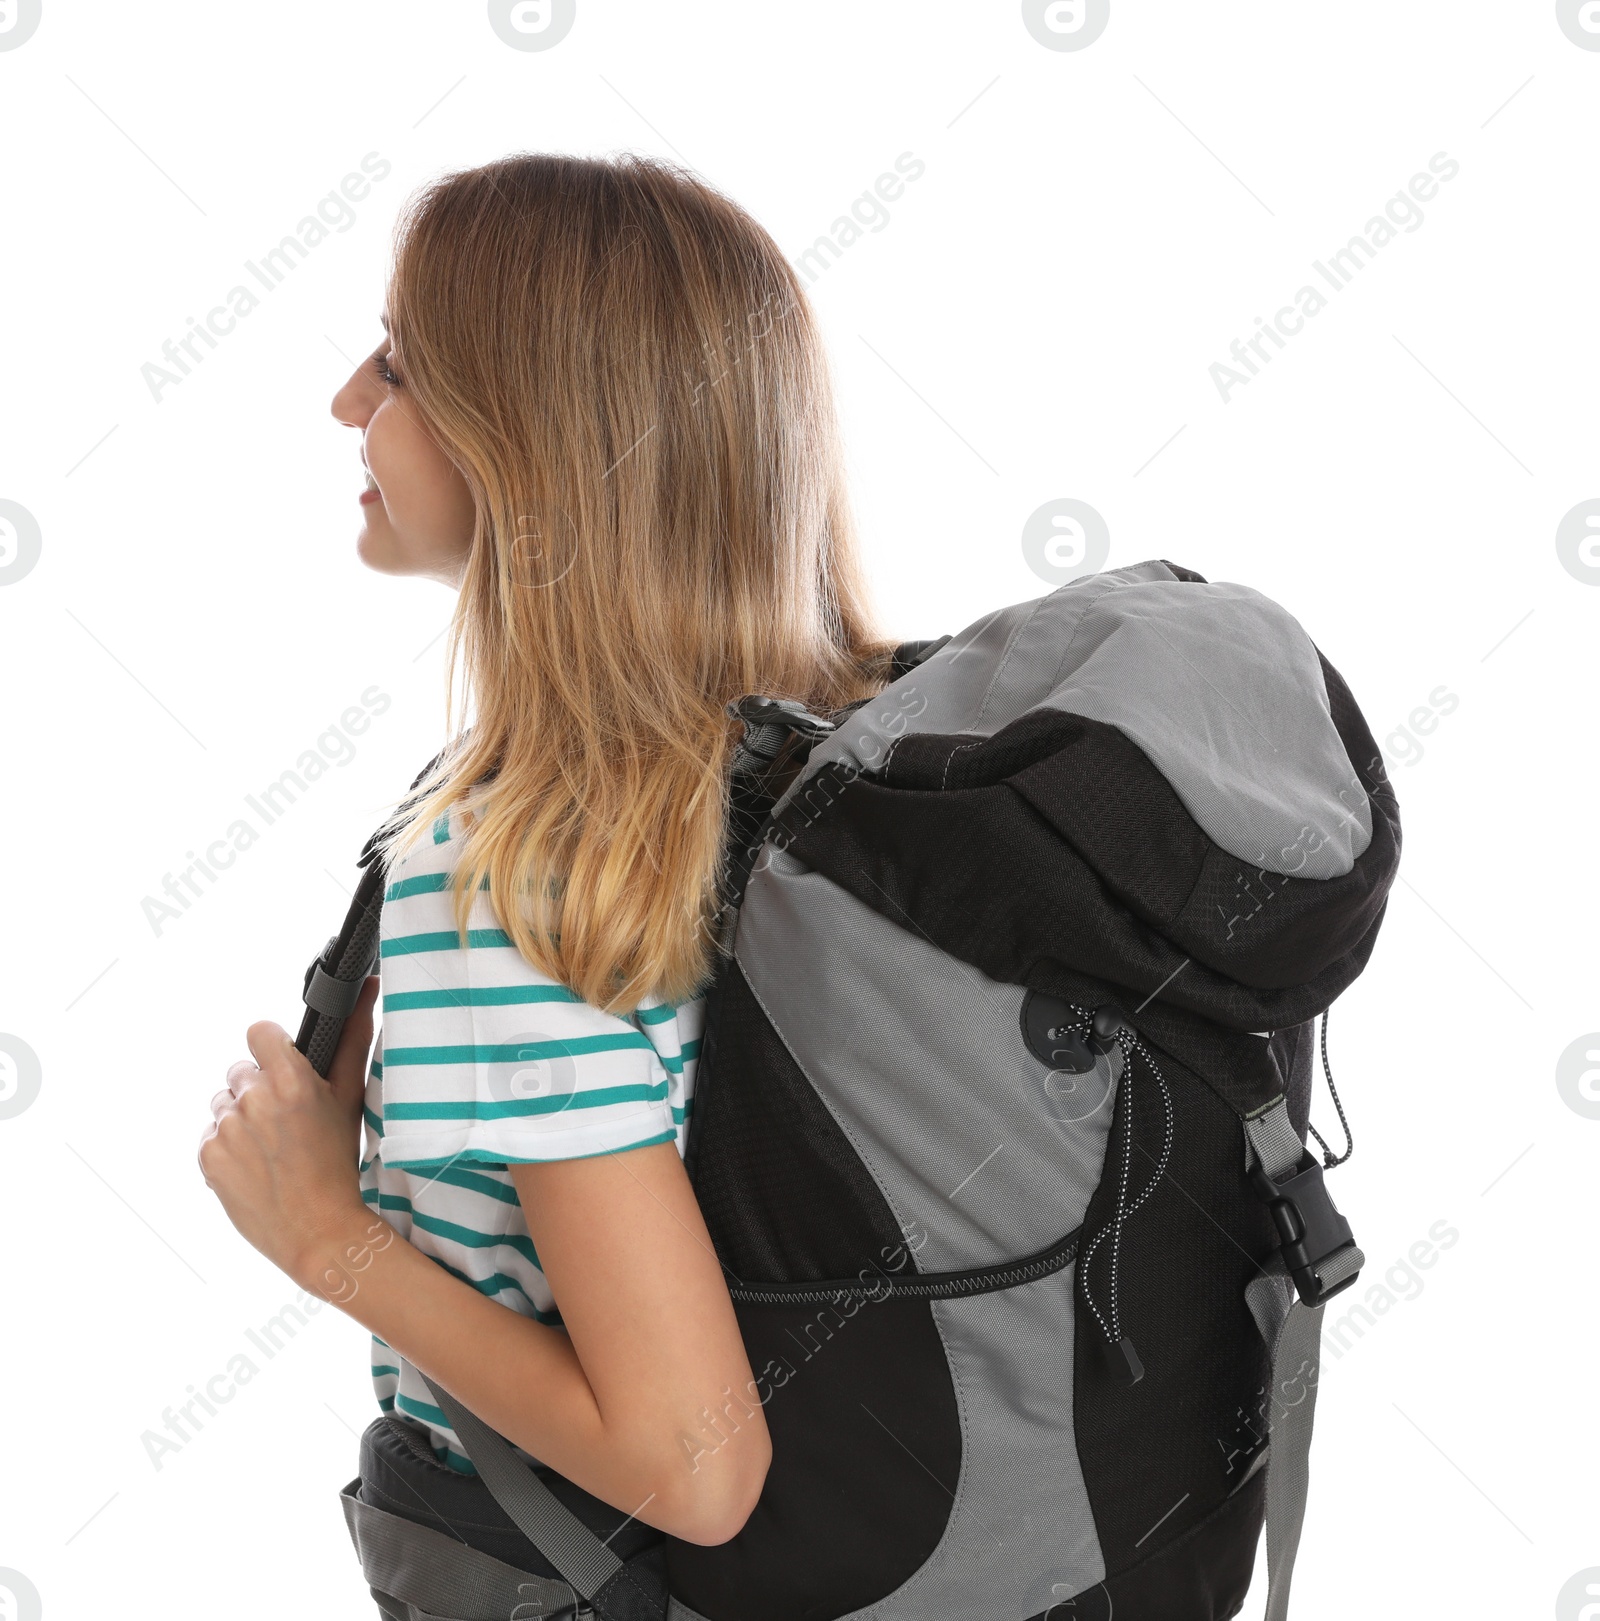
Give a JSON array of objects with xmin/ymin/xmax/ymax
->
[
  {"xmin": 210, "ymin": 1087, "xmax": 234, "ymax": 1121},
  {"xmin": 225, "ymin": 1058, "xmax": 257, "ymax": 1097},
  {"xmin": 197, "ymin": 1107, "xmax": 226, "ymax": 1177},
  {"xmin": 245, "ymin": 1019, "xmax": 294, "ymax": 1074}
]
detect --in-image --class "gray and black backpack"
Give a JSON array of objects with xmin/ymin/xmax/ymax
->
[{"xmin": 311, "ymin": 557, "xmax": 1399, "ymax": 1621}]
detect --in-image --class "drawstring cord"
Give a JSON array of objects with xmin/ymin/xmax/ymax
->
[
  {"xmin": 1306, "ymin": 1008, "xmax": 1353, "ymax": 1169},
  {"xmin": 1056, "ymin": 1005, "xmax": 1174, "ymax": 1381},
  {"xmin": 1051, "ymin": 1003, "xmax": 1350, "ymax": 1382}
]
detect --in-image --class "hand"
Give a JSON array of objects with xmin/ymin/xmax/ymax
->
[{"xmin": 199, "ymin": 977, "xmax": 380, "ymax": 1289}]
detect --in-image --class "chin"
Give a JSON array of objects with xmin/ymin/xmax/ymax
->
[
  {"xmin": 355, "ymin": 524, "xmax": 404, "ymax": 576},
  {"xmin": 356, "ymin": 526, "xmax": 462, "ymax": 586},
  {"xmin": 356, "ymin": 531, "xmax": 397, "ymax": 577}
]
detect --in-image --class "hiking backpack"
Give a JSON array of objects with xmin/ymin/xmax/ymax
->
[{"xmin": 307, "ymin": 556, "xmax": 1400, "ymax": 1621}]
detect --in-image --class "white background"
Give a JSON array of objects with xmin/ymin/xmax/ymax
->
[{"xmin": 0, "ymin": 2, "xmax": 1594, "ymax": 1616}]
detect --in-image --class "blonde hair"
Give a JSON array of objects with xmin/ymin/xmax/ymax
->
[{"xmin": 372, "ymin": 152, "xmax": 898, "ymax": 1013}]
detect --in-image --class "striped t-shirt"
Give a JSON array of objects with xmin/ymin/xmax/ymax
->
[{"xmin": 358, "ymin": 800, "xmax": 705, "ymax": 1472}]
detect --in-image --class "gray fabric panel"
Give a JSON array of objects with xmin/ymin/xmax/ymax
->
[
  {"xmin": 736, "ymin": 847, "xmax": 1110, "ymax": 1608},
  {"xmin": 340, "ymin": 1479, "xmax": 580, "ymax": 1619},
  {"xmin": 666, "ymin": 1603, "xmax": 712, "ymax": 1621},
  {"xmin": 772, "ymin": 558, "xmax": 1370, "ymax": 879},
  {"xmin": 736, "ymin": 845, "xmax": 1122, "ymax": 1270},
  {"xmin": 419, "ymin": 1372, "xmax": 624, "ymax": 1601},
  {"xmin": 836, "ymin": 1273, "xmax": 1103, "ymax": 1620}
]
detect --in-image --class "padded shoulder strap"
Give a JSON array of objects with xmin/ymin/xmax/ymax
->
[
  {"xmin": 294, "ymin": 747, "xmax": 450, "ymax": 1077},
  {"xmin": 294, "ymin": 859, "xmax": 386, "ymax": 1078}
]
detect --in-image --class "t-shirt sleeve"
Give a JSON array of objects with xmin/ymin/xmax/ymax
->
[{"xmin": 374, "ymin": 808, "xmax": 679, "ymax": 1171}]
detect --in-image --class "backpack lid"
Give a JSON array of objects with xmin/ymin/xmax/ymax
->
[{"xmin": 765, "ymin": 559, "xmax": 1400, "ymax": 1042}]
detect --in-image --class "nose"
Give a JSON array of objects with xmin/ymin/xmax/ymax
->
[{"xmin": 331, "ymin": 367, "xmax": 374, "ymax": 431}]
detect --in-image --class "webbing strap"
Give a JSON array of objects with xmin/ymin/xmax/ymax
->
[
  {"xmin": 339, "ymin": 1476, "xmax": 581, "ymax": 1619},
  {"xmin": 418, "ymin": 1372, "xmax": 625, "ymax": 1603},
  {"xmin": 1244, "ymin": 1247, "xmax": 1363, "ymax": 1621},
  {"xmin": 304, "ymin": 961, "xmax": 369, "ymax": 1018},
  {"xmin": 1242, "ymin": 1099, "xmax": 1364, "ymax": 1621},
  {"xmin": 1244, "ymin": 1097, "xmax": 1305, "ymax": 1179}
]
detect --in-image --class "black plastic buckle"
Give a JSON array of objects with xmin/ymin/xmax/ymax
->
[
  {"xmin": 728, "ymin": 694, "xmax": 839, "ymax": 743},
  {"xmin": 1249, "ymin": 1151, "xmax": 1361, "ymax": 1307}
]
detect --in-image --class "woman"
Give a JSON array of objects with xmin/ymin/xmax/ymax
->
[{"xmin": 197, "ymin": 151, "xmax": 901, "ymax": 1599}]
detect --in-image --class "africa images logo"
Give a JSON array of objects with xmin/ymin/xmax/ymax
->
[
  {"xmin": 1555, "ymin": 499, "xmax": 1600, "ymax": 586},
  {"xmin": 0, "ymin": 500, "xmax": 42, "ymax": 585},
  {"xmin": 1022, "ymin": 0, "xmax": 1110, "ymax": 52},
  {"xmin": 0, "ymin": 1035, "xmax": 42, "ymax": 1121},
  {"xmin": 488, "ymin": 0, "xmax": 576, "ymax": 51},
  {"xmin": 1021, "ymin": 499, "xmax": 1111, "ymax": 587},
  {"xmin": 0, "ymin": 0, "xmax": 42, "ymax": 50},
  {"xmin": 1556, "ymin": 0, "xmax": 1600, "ymax": 49},
  {"xmin": 0, "ymin": 1570, "xmax": 42, "ymax": 1621}
]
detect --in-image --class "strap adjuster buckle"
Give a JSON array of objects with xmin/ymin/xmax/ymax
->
[
  {"xmin": 1249, "ymin": 1151, "xmax": 1362, "ymax": 1307},
  {"xmin": 302, "ymin": 936, "xmax": 368, "ymax": 1019},
  {"xmin": 303, "ymin": 935, "xmax": 336, "ymax": 999}
]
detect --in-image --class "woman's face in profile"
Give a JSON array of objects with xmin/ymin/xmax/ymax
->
[{"xmin": 331, "ymin": 313, "xmax": 476, "ymax": 585}]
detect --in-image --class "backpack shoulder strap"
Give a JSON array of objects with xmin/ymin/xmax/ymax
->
[
  {"xmin": 293, "ymin": 859, "xmax": 387, "ymax": 1078},
  {"xmin": 293, "ymin": 747, "xmax": 448, "ymax": 1077},
  {"xmin": 307, "ymin": 748, "xmax": 667, "ymax": 1615}
]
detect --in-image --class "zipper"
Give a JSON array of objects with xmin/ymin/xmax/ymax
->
[{"xmin": 726, "ymin": 1223, "xmax": 1082, "ymax": 1306}]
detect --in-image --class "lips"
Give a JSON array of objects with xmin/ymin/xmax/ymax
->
[{"xmin": 359, "ymin": 468, "xmax": 382, "ymax": 505}]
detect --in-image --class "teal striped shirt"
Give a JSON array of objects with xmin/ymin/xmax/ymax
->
[{"xmin": 359, "ymin": 801, "xmax": 704, "ymax": 1473}]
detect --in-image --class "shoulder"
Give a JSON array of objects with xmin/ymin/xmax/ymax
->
[
  {"xmin": 374, "ymin": 796, "xmax": 683, "ymax": 1167},
  {"xmin": 385, "ymin": 796, "xmax": 478, "ymax": 884},
  {"xmin": 380, "ymin": 798, "xmax": 491, "ymax": 937}
]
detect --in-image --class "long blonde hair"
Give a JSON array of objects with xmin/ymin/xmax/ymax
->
[{"xmin": 371, "ymin": 152, "xmax": 898, "ymax": 1013}]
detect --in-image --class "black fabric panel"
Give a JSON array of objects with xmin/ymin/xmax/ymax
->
[
  {"xmin": 1068, "ymin": 1003, "xmax": 1281, "ymax": 1574},
  {"xmin": 1168, "ymin": 836, "xmax": 1395, "ymax": 992},
  {"xmin": 1030, "ymin": 961, "xmax": 1327, "ymax": 1121},
  {"xmin": 778, "ymin": 762, "xmax": 1368, "ymax": 1114},
  {"xmin": 682, "ymin": 956, "xmax": 909, "ymax": 1285},
  {"xmin": 774, "ymin": 687, "xmax": 1399, "ymax": 1103},
  {"xmin": 666, "ymin": 1298, "xmax": 960, "ymax": 1621},
  {"xmin": 1001, "ymin": 712, "xmax": 1218, "ymax": 922},
  {"xmin": 1002, "ymin": 709, "xmax": 1396, "ymax": 991},
  {"xmin": 1028, "ymin": 1469, "xmax": 1265, "ymax": 1621},
  {"xmin": 1167, "ymin": 811, "xmax": 1398, "ymax": 999},
  {"xmin": 1319, "ymin": 646, "xmax": 1397, "ymax": 807}
]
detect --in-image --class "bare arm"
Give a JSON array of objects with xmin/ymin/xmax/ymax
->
[{"xmin": 200, "ymin": 981, "xmax": 770, "ymax": 1545}]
